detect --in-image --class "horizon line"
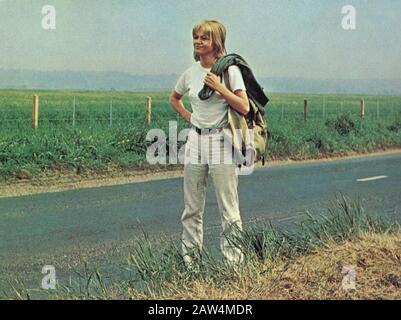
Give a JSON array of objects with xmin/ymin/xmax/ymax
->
[{"xmin": 1, "ymin": 68, "xmax": 401, "ymax": 81}]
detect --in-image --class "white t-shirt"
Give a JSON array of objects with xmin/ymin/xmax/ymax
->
[{"xmin": 174, "ymin": 62, "xmax": 246, "ymax": 129}]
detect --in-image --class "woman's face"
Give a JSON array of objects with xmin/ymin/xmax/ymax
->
[{"xmin": 193, "ymin": 29, "xmax": 215, "ymax": 57}]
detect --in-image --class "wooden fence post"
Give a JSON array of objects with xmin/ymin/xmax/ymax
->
[
  {"xmin": 32, "ymin": 95, "xmax": 39, "ymax": 129},
  {"xmin": 360, "ymin": 100, "xmax": 365, "ymax": 118},
  {"xmin": 303, "ymin": 99, "xmax": 308, "ymax": 122},
  {"xmin": 109, "ymin": 97, "xmax": 113, "ymax": 128},
  {"xmin": 146, "ymin": 96, "xmax": 152, "ymax": 126},
  {"xmin": 72, "ymin": 96, "xmax": 76, "ymax": 128}
]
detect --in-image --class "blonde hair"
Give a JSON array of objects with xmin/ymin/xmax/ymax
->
[{"xmin": 192, "ymin": 20, "xmax": 227, "ymax": 61}]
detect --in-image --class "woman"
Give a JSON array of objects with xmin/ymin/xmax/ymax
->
[{"xmin": 169, "ymin": 20, "xmax": 249, "ymax": 267}]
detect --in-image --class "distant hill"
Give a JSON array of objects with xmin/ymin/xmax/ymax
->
[
  {"xmin": 1, "ymin": 69, "xmax": 401, "ymax": 94},
  {"xmin": 263, "ymin": 77, "xmax": 401, "ymax": 95}
]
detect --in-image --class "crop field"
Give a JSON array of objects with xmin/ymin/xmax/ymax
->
[{"xmin": 0, "ymin": 89, "xmax": 401, "ymax": 180}]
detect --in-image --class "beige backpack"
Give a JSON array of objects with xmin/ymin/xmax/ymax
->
[{"xmin": 222, "ymin": 70, "xmax": 270, "ymax": 166}]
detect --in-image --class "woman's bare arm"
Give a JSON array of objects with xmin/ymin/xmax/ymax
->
[
  {"xmin": 203, "ymin": 72, "xmax": 250, "ymax": 115},
  {"xmin": 168, "ymin": 90, "xmax": 192, "ymax": 123},
  {"xmin": 217, "ymin": 87, "xmax": 249, "ymax": 115}
]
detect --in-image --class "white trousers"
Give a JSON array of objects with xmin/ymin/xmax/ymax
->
[{"xmin": 181, "ymin": 128, "xmax": 244, "ymax": 266}]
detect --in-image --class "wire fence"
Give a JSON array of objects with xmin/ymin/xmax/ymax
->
[
  {"xmin": 266, "ymin": 98, "xmax": 401, "ymax": 122},
  {"xmin": 0, "ymin": 94, "xmax": 167, "ymax": 129},
  {"xmin": 1, "ymin": 94, "xmax": 400, "ymax": 130}
]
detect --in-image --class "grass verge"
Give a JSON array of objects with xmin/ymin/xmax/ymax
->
[
  {"xmin": 2, "ymin": 195, "xmax": 400, "ymax": 300},
  {"xmin": 1, "ymin": 112, "xmax": 401, "ymax": 183}
]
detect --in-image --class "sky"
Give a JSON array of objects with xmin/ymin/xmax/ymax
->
[{"xmin": 0, "ymin": 0, "xmax": 400, "ymax": 79}]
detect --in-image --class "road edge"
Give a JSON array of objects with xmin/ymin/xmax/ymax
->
[{"xmin": 1, "ymin": 147, "xmax": 401, "ymax": 198}]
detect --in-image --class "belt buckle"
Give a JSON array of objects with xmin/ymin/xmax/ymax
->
[{"xmin": 194, "ymin": 126, "xmax": 222, "ymax": 135}]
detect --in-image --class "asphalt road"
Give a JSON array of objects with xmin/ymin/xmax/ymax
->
[{"xmin": 1, "ymin": 152, "xmax": 400, "ymax": 263}]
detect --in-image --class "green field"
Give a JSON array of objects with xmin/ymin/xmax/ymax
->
[{"xmin": 1, "ymin": 89, "xmax": 401, "ymax": 181}]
